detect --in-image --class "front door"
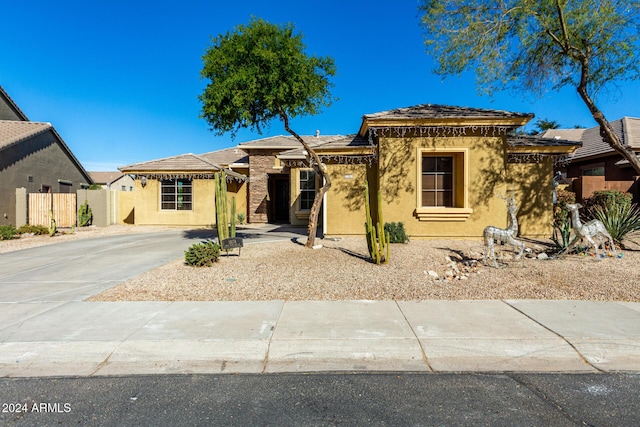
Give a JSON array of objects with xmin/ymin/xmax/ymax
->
[{"xmin": 269, "ymin": 175, "xmax": 290, "ymax": 223}]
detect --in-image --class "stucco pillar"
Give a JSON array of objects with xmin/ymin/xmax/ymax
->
[{"xmin": 15, "ymin": 187, "xmax": 27, "ymax": 227}]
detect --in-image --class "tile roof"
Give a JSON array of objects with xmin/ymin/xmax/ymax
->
[
  {"xmin": 0, "ymin": 120, "xmax": 92, "ymax": 183},
  {"xmin": 238, "ymin": 134, "xmax": 343, "ymax": 149},
  {"xmin": 363, "ymin": 104, "xmax": 534, "ymax": 120},
  {"xmin": 0, "ymin": 86, "xmax": 29, "ymax": 121},
  {"xmin": 277, "ymin": 134, "xmax": 373, "ymax": 159},
  {"xmin": 0, "ymin": 120, "xmax": 52, "ymax": 150},
  {"xmin": 120, "ymin": 148, "xmax": 250, "ymax": 172},
  {"xmin": 199, "ymin": 147, "xmax": 249, "ymax": 166},
  {"xmin": 120, "ymin": 153, "xmax": 221, "ymax": 172},
  {"xmin": 542, "ymin": 117, "xmax": 640, "ymax": 161},
  {"xmin": 120, "ymin": 152, "xmax": 248, "ymax": 181},
  {"xmin": 507, "ymin": 134, "xmax": 582, "ymax": 148},
  {"xmin": 89, "ymin": 171, "xmax": 125, "ymax": 184}
]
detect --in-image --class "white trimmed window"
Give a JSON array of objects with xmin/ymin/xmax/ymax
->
[
  {"xmin": 299, "ymin": 170, "xmax": 316, "ymax": 210},
  {"xmin": 416, "ymin": 148, "xmax": 472, "ymax": 221},
  {"xmin": 161, "ymin": 179, "xmax": 192, "ymax": 210},
  {"xmin": 421, "ymin": 156, "xmax": 454, "ymax": 207}
]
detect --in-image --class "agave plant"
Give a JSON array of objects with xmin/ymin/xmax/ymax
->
[
  {"xmin": 590, "ymin": 202, "xmax": 640, "ymax": 247},
  {"xmin": 551, "ymin": 189, "xmax": 575, "ymax": 250}
]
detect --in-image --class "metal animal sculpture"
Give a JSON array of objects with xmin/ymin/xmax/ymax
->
[
  {"xmin": 484, "ymin": 196, "xmax": 525, "ymax": 267},
  {"xmin": 564, "ymin": 203, "xmax": 616, "ymax": 258}
]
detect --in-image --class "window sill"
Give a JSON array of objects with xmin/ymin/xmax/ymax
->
[
  {"xmin": 295, "ymin": 210, "xmax": 311, "ymax": 220},
  {"xmin": 415, "ymin": 207, "xmax": 473, "ymax": 222}
]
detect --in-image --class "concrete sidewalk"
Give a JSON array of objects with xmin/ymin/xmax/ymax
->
[{"xmin": 1, "ymin": 299, "xmax": 639, "ymax": 377}]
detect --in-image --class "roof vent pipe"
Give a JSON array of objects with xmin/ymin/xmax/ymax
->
[{"xmin": 315, "ymin": 130, "xmax": 320, "ymax": 138}]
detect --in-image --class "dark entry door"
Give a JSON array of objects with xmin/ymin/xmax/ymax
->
[{"xmin": 270, "ymin": 175, "xmax": 290, "ymax": 223}]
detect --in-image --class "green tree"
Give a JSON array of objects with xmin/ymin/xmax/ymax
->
[
  {"xmin": 531, "ymin": 118, "xmax": 561, "ymax": 135},
  {"xmin": 419, "ymin": 0, "xmax": 640, "ymax": 174},
  {"xmin": 199, "ymin": 18, "xmax": 337, "ymax": 248}
]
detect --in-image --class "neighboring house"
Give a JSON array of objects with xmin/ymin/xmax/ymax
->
[
  {"xmin": 542, "ymin": 117, "xmax": 640, "ymax": 202},
  {"xmin": 89, "ymin": 171, "xmax": 135, "ymax": 191},
  {"xmin": 120, "ymin": 104, "xmax": 580, "ymax": 238},
  {"xmin": 0, "ymin": 86, "xmax": 93, "ymax": 226}
]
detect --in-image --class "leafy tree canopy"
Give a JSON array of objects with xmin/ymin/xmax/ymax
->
[
  {"xmin": 199, "ymin": 17, "xmax": 337, "ymax": 138},
  {"xmin": 419, "ymin": 0, "xmax": 640, "ymax": 97},
  {"xmin": 419, "ymin": 0, "xmax": 640, "ymax": 173}
]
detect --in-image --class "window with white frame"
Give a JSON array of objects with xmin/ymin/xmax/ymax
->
[
  {"xmin": 416, "ymin": 148, "xmax": 472, "ymax": 221},
  {"xmin": 299, "ymin": 170, "xmax": 316, "ymax": 210},
  {"xmin": 161, "ymin": 179, "xmax": 192, "ymax": 210},
  {"xmin": 421, "ymin": 156, "xmax": 454, "ymax": 207}
]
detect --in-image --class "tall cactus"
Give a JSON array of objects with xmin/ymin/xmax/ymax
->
[
  {"xmin": 230, "ymin": 196, "xmax": 236, "ymax": 238},
  {"xmin": 215, "ymin": 170, "xmax": 236, "ymax": 241},
  {"xmin": 364, "ymin": 181, "xmax": 389, "ymax": 265}
]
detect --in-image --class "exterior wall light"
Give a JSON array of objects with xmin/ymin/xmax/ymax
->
[{"xmin": 141, "ymin": 176, "xmax": 147, "ymax": 188}]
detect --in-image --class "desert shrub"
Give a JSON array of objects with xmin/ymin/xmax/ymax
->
[
  {"xmin": 384, "ymin": 222, "xmax": 409, "ymax": 243},
  {"xmin": 17, "ymin": 224, "xmax": 49, "ymax": 235},
  {"xmin": 590, "ymin": 202, "xmax": 640, "ymax": 246},
  {"xmin": 582, "ymin": 190, "xmax": 633, "ymax": 219},
  {"xmin": 237, "ymin": 212, "xmax": 246, "ymax": 225},
  {"xmin": 0, "ymin": 225, "xmax": 19, "ymax": 240},
  {"xmin": 185, "ymin": 240, "xmax": 221, "ymax": 267},
  {"xmin": 551, "ymin": 189, "xmax": 575, "ymax": 250}
]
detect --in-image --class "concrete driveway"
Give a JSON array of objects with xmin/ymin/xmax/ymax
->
[
  {"xmin": 0, "ymin": 225, "xmax": 305, "ymax": 303},
  {"xmin": 0, "ymin": 231, "xmax": 210, "ymax": 303}
]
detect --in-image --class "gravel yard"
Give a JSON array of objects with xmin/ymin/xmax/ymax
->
[{"xmin": 3, "ymin": 225, "xmax": 638, "ymax": 302}]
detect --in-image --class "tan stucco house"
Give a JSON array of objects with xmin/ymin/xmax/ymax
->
[
  {"xmin": 119, "ymin": 148, "xmax": 248, "ymax": 226},
  {"xmin": 120, "ymin": 104, "xmax": 580, "ymax": 239}
]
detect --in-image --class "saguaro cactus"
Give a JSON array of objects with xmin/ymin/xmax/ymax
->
[
  {"xmin": 364, "ymin": 181, "xmax": 389, "ymax": 265},
  {"xmin": 214, "ymin": 171, "xmax": 236, "ymax": 241},
  {"xmin": 231, "ymin": 199, "xmax": 237, "ymax": 238}
]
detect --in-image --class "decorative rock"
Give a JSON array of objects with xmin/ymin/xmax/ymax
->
[
  {"xmin": 426, "ymin": 270, "xmax": 439, "ymax": 278},
  {"xmin": 537, "ymin": 252, "xmax": 549, "ymax": 260}
]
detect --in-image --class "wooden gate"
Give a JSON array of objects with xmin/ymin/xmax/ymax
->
[{"xmin": 28, "ymin": 193, "xmax": 77, "ymax": 227}]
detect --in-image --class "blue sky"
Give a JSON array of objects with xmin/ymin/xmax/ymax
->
[{"xmin": 3, "ymin": 1, "xmax": 639, "ymax": 171}]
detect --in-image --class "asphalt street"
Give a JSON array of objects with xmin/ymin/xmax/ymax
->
[{"xmin": 2, "ymin": 373, "xmax": 639, "ymax": 426}]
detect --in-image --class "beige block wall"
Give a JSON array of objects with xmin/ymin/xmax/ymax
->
[
  {"xmin": 118, "ymin": 191, "xmax": 136, "ymax": 224},
  {"xmin": 324, "ymin": 163, "xmax": 368, "ymax": 235},
  {"xmin": 226, "ymin": 179, "xmax": 248, "ymax": 224},
  {"xmin": 15, "ymin": 188, "xmax": 27, "ymax": 227},
  {"xmin": 505, "ymin": 159, "xmax": 554, "ymax": 238},
  {"xmin": 77, "ymin": 189, "xmax": 112, "ymax": 227}
]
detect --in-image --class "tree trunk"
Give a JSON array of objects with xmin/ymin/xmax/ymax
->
[
  {"xmin": 280, "ymin": 112, "xmax": 332, "ymax": 248},
  {"xmin": 578, "ymin": 93, "xmax": 640, "ymax": 176},
  {"xmin": 575, "ymin": 57, "xmax": 640, "ymax": 175}
]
